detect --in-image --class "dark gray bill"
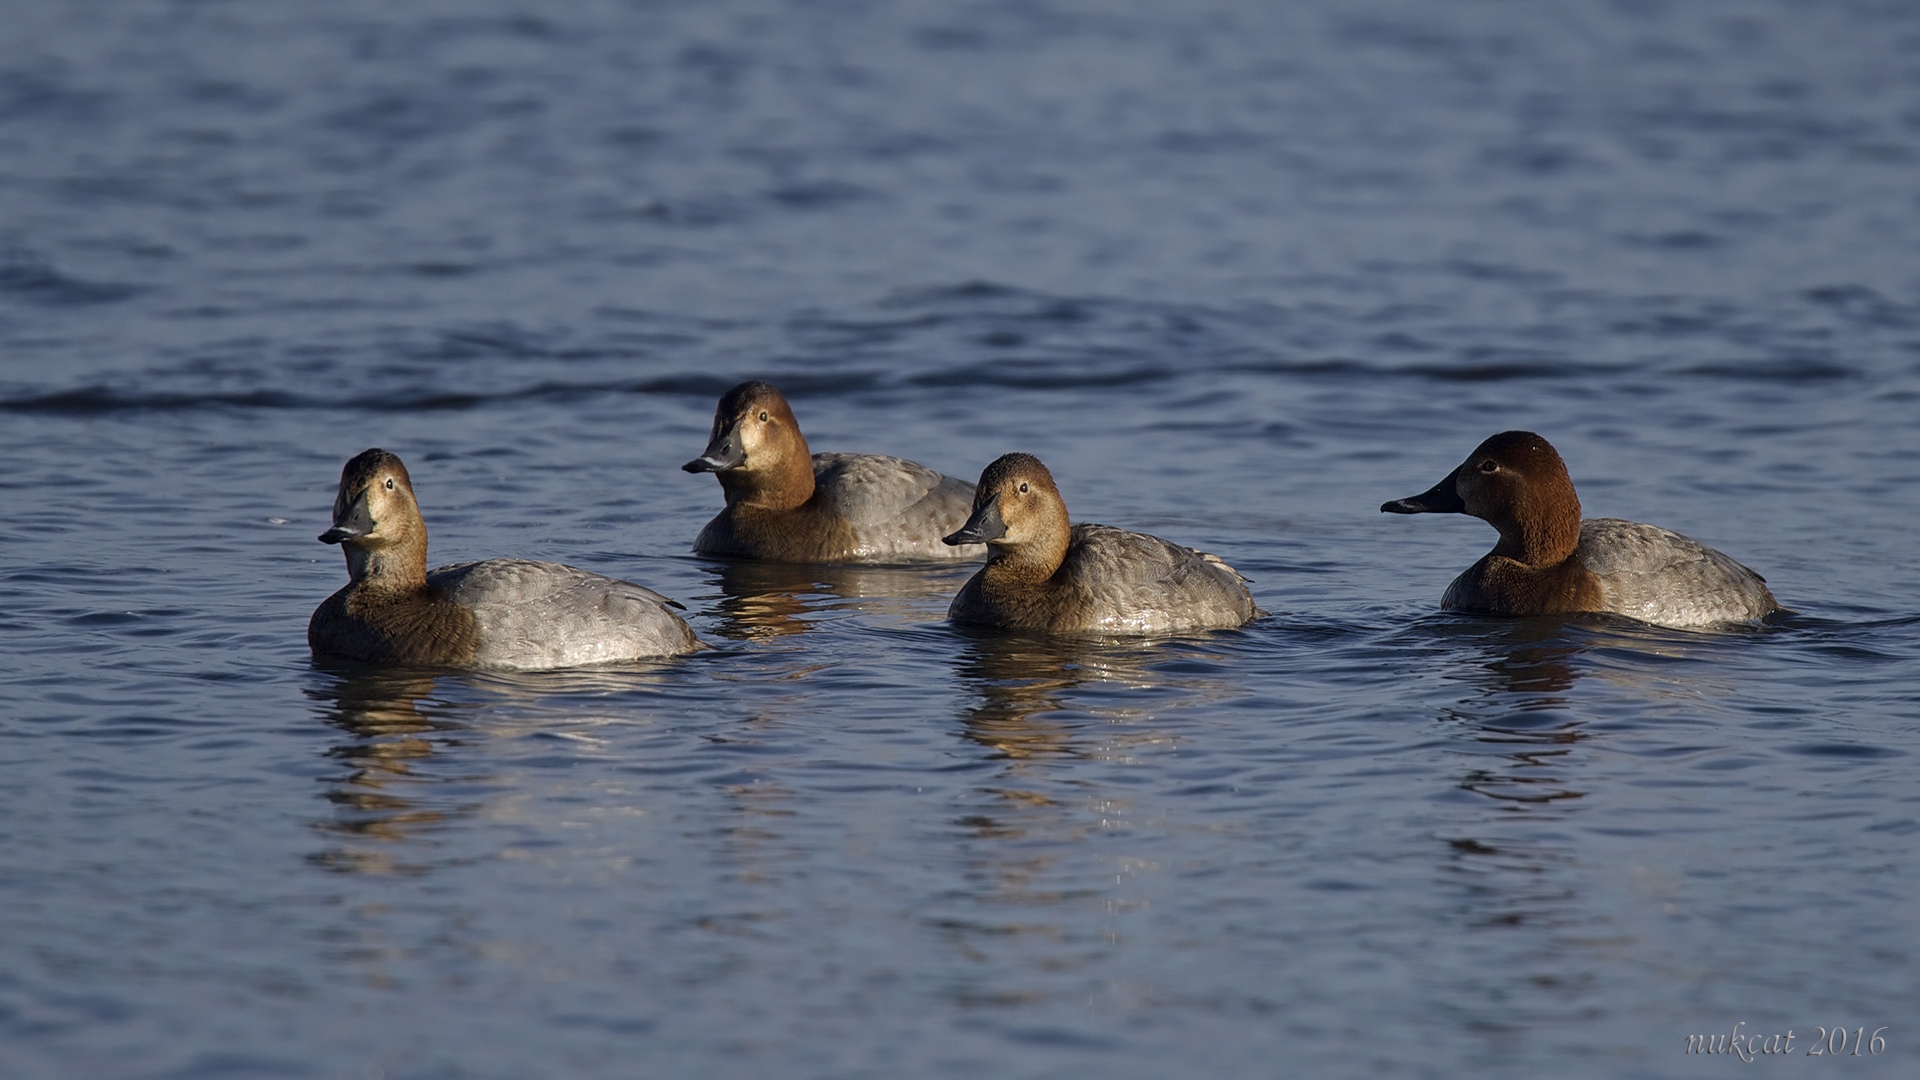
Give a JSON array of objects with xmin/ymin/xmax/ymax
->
[
  {"xmin": 682, "ymin": 423, "xmax": 746, "ymax": 473},
  {"xmin": 944, "ymin": 496, "xmax": 1006, "ymax": 545},
  {"xmin": 1380, "ymin": 471, "xmax": 1466, "ymax": 515},
  {"xmin": 319, "ymin": 490, "xmax": 375, "ymax": 544}
]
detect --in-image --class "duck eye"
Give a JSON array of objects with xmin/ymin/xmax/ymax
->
[
  {"xmin": 758, "ymin": 410, "xmax": 770, "ymax": 422},
  {"xmin": 1478, "ymin": 460, "xmax": 1498, "ymax": 474},
  {"xmin": 384, "ymin": 477, "xmax": 395, "ymax": 490},
  {"xmin": 1018, "ymin": 482, "xmax": 1029, "ymax": 493}
]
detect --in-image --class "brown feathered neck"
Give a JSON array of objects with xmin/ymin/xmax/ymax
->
[{"xmin": 1462, "ymin": 431, "xmax": 1583, "ymax": 568}]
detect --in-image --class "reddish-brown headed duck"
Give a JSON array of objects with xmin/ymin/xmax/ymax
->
[
  {"xmin": 682, "ymin": 381, "xmax": 984, "ymax": 563},
  {"xmin": 310, "ymin": 449, "xmax": 700, "ymax": 669},
  {"xmin": 1381, "ymin": 431, "xmax": 1779, "ymax": 628},
  {"xmin": 942, "ymin": 453, "xmax": 1261, "ymax": 634}
]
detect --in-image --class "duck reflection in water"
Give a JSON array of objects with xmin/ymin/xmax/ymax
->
[
  {"xmin": 942, "ymin": 631, "xmax": 1242, "ymax": 963},
  {"xmin": 305, "ymin": 663, "xmax": 674, "ymax": 875},
  {"xmin": 702, "ymin": 558, "xmax": 974, "ymax": 641},
  {"xmin": 950, "ymin": 629, "xmax": 1234, "ymax": 763},
  {"xmin": 306, "ymin": 666, "xmax": 464, "ymax": 875},
  {"xmin": 1432, "ymin": 615, "xmax": 1772, "ymax": 936},
  {"xmin": 1431, "ymin": 618, "xmax": 1591, "ymax": 808},
  {"xmin": 1424, "ymin": 620, "xmax": 1596, "ymax": 937}
]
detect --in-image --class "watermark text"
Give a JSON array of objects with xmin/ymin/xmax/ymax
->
[{"xmin": 1684, "ymin": 1023, "xmax": 1888, "ymax": 1061}]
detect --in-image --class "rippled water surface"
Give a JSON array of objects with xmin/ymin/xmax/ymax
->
[{"xmin": 4, "ymin": 1, "xmax": 1918, "ymax": 1077}]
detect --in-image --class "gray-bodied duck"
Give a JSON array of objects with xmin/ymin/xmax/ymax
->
[
  {"xmin": 310, "ymin": 448, "xmax": 700, "ymax": 669},
  {"xmin": 1381, "ymin": 430, "xmax": 1780, "ymax": 628},
  {"xmin": 682, "ymin": 381, "xmax": 984, "ymax": 563},
  {"xmin": 942, "ymin": 453, "xmax": 1260, "ymax": 634}
]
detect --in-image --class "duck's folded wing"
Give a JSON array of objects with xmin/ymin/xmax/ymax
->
[
  {"xmin": 1576, "ymin": 518, "xmax": 1775, "ymax": 625},
  {"xmin": 1062, "ymin": 525, "xmax": 1258, "ymax": 633},
  {"xmin": 812, "ymin": 453, "xmax": 973, "ymax": 524},
  {"xmin": 430, "ymin": 560, "xmax": 699, "ymax": 667},
  {"xmin": 806, "ymin": 453, "xmax": 975, "ymax": 549}
]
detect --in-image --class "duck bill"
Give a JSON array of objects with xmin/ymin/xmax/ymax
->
[
  {"xmin": 1380, "ymin": 471, "xmax": 1466, "ymax": 515},
  {"xmin": 944, "ymin": 496, "xmax": 1006, "ymax": 546},
  {"xmin": 319, "ymin": 490, "xmax": 375, "ymax": 544},
  {"xmin": 682, "ymin": 421, "xmax": 747, "ymax": 473}
]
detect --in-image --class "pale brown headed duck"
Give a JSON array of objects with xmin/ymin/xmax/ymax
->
[
  {"xmin": 682, "ymin": 381, "xmax": 984, "ymax": 563},
  {"xmin": 310, "ymin": 449, "xmax": 700, "ymax": 669},
  {"xmin": 1381, "ymin": 430, "xmax": 1780, "ymax": 628},
  {"xmin": 942, "ymin": 453, "xmax": 1261, "ymax": 634}
]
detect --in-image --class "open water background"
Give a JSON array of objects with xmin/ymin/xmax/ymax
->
[{"xmin": 2, "ymin": 1, "xmax": 1918, "ymax": 1077}]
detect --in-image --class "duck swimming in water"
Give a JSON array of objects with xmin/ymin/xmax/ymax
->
[
  {"xmin": 682, "ymin": 381, "xmax": 984, "ymax": 563},
  {"xmin": 310, "ymin": 448, "xmax": 700, "ymax": 669},
  {"xmin": 943, "ymin": 452, "xmax": 1260, "ymax": 634},
  {"xmin": 1381, "ymin": 430, "xmax": 1780, "ymax": 628}
]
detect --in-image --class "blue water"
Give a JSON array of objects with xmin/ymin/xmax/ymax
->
[{"xmin": 3, "ymin": 1, "xmax": 1917, "ymax": 1077}]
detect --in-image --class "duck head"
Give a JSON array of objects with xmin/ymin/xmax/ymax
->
[
  {"xmin": 682, "ymin": 381, "xmax": 815, "ymax": 510},
  {"xmin": 1382, "ymin": 430, "xmax": 1582, "ymax": 566},
  {"xmin": 321, "ymin": 448, "xmax": 429, "ymax": 583},
  {"xmin": 946, "ymin": 452, "xmax": 1072, "ymax": 576}
]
